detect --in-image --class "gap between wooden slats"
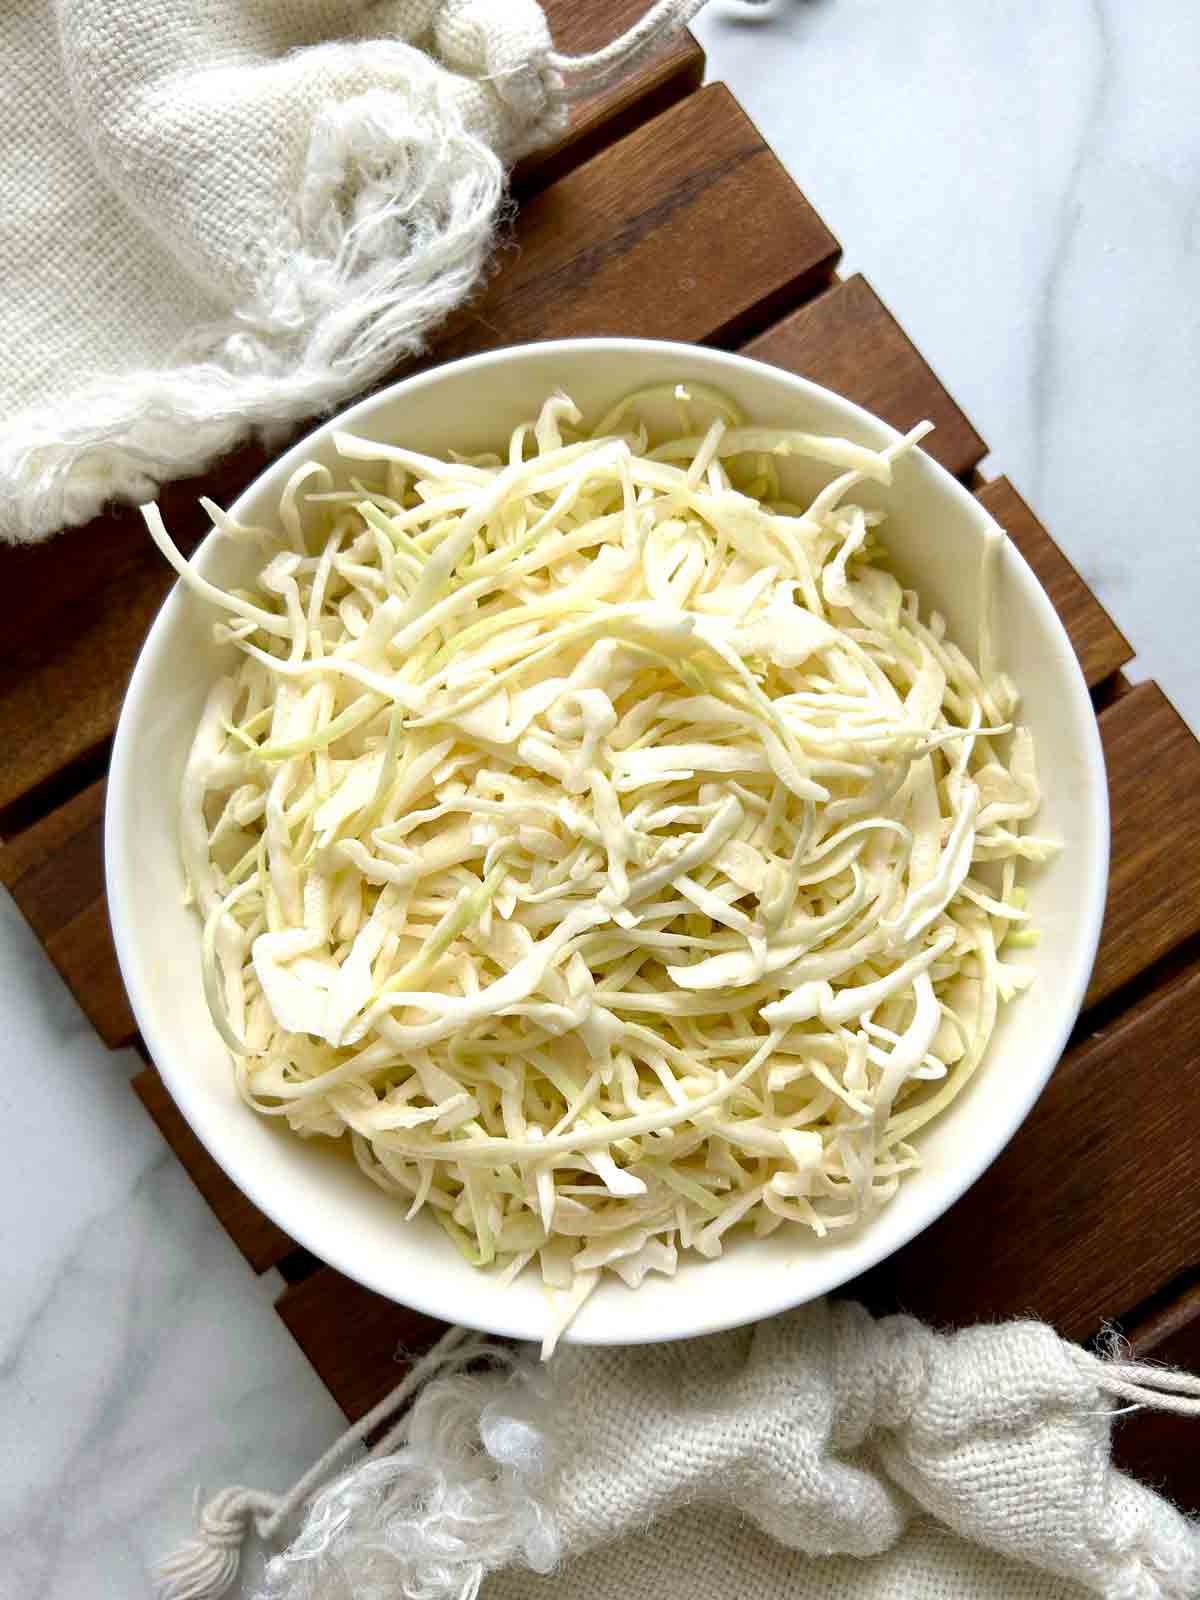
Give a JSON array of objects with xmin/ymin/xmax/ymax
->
[
  {"xmin": 0, "ymin": 778, "xmax": 105, "ymax": 923},
  {"xmin": 0, "ymin": 82, "xmax": 838, "ymax": 831}
]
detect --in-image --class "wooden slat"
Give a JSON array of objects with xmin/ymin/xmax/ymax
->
[
  {"xmin": 741, "ymin": 274, "xmax": 987, "ymax": 480},
  {"xmin": 976, "ymin": 478, "xmax": 1132, "ymax": 690},
  {"xmin": 0, "ymin": 778, "xmax": 105, "ymax": 929},
  {"xmin": 44, "ymin": 897, "xmax": 135, "ymax": 1048},
  {"xmin": 434, "ymin": 83, "xmax": 839, "ymax": 360},
  {"xmin": 518, "ymin": 1, "xmax": 704, "ymax": 193},
  {"xmin": 131, "ymin": 1066, "xmax": 296, "ymax": 1274},
  {"xmin": 0, "ymin": 84, "xmax": 838, "ymax": 826},
  {"xmin": 1128, "ymin": 1280, "xmax": 1200, "ymax": 1362},
  {"xmin": 1089, "ymin": 681, "xmax": 1200, "ymax": 1007},
  {"xmin": 0, "ymin": 779, "xmax": 134, "ymax": 1046},
  {"xmin": 848, "ymin": 959, "xmax": 1200, "ymax": 1343},
  {"xmin": 1113, "ymin": 1281, "xmax": 1200, "ymax": 1515},
  {"xmin": 276, "ymin": 1266, "xmax": 449, "ymax": 1421},
  {"xmin": 0, "ymin": 464, "xmax": 266, "ymax": 831}
]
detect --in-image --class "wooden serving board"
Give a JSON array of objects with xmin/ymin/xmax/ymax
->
[{"xmin": 3, "ymin": 4, "xmax": 1197, "ymax": 1512}]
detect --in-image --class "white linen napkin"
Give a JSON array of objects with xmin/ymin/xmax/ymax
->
[
  {"xmin": 0, "ymin": 0, "xmax": 730, "ymax": 543},
  {"xmin": 158, "ymin": 1300, "xmax": 1200, "ymax": 1600}
]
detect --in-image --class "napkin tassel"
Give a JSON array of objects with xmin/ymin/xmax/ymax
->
[{"xmin": 153, "ymin": 1325, "xmax": 481, "ymax": 1600}]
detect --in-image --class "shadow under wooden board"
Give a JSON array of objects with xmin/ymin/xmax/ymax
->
[{"xmin": 2, "ymin": 14, "xmax": 1198, "ymax": 1512}]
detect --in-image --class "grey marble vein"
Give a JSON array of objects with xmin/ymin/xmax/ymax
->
[{"xmin": 1027, "ymin": 0, "xmax": 1115, "ymax": 506}]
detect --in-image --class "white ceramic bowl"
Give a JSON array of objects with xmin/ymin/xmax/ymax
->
[{"xmin": 107, "ymin": 339, "xmax": 1108, "ymax": 1346}]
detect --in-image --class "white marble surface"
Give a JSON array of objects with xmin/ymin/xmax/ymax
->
[
  {"xmin": 695, "ymin": 0, "xmax": 1200, "ymax": 734},
  {"xmin": 2, "ymin": 5, "xmax": 1197, "ymax": 1597}
]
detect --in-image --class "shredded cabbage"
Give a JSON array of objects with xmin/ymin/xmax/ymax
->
[{"xmin": 144, "ymin": 383, "xmax": 1054, "ymax": 1357}]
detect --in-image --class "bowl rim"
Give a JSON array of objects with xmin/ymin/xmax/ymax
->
[{"xmin": 106, "ymin": 336, "xmax": 1110, "ymax": 1345}]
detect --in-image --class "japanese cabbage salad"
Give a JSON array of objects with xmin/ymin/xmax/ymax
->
[{"xmin": 144, "ymin": 383, "xmax": 1054, "ymax": 1355}]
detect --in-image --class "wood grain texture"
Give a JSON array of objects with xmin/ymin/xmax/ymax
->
[
  {"xmin": 847, "ymin": 959, "xmax": 1200, "ymax": 1344},
  {"xmin": 434, "ymin": 84, "xmax": 840, "ymax": 360},
  {"xmin": 977, "ymin": 477, "xmax": 1132, "ymax": 690},
  {"xmin": 1111, "ymin": 1280, "xmax": 1200, "ymax": 1516},
  {"xmin": 741, "ymin": 274, "xmax": 987, "ymax": 480},
  {"xmin": 1128, "ymin": 1279, "xmax": 1200, "ymax": 1360},
  {"xmin": 276, "ymin": 1267, "xmax": 449, "ymax": 1421},
  {"xmin": 131, "ymin": 1066, "xmax": 296, "ymax": 1274},
  {"xmin": 1089, "ymin": 681, "xmax": 1200, "ymax": 1008},
  {"xmin": 517, "ymin": 1, "xmax": 704, "ymax": 194},
  {"xmin": 0, "ymin": 778, "xmax": 105, "ymax": 924},
  {"xmin": 0, "ymin": 779, "xmax": 135, "ymax": 1045},
  {"xmin": 0, "ymin": 85, "xmax": 837, "ymax": 827},
  {"xmin": 0, "ymin": 458, "xmax": 267, "ymax": 829},
  {"xmin": 44, "ymin": 897, "xmax": 135, "ymax": 1048}
]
